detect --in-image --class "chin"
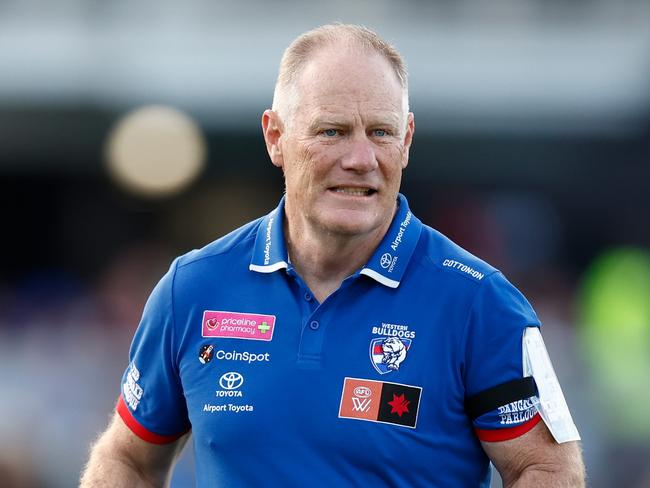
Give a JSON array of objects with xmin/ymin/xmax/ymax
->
[
  {"xmin": 317, "ymin": 213, "xmax": 380, "ymax": 237},
  {"xmin": 325, "ymin": 223, "xmax": 371, "ymax": 236}
]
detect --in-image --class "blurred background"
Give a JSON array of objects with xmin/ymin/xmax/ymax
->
[{"xmin": 1, "ymin": 1, "xmax": 649, "ymax": 487}]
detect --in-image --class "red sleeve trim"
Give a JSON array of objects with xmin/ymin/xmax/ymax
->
[
  {"xmin": 475, "ymin": 412, "xmax": 542, "ymax": 442},
  {"xmin": 116, "ymin": 395, "xmax": 188, "ymax": 445}
]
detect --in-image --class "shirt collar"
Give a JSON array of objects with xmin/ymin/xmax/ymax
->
[
  {"xmin": 359, "ymin": 193, "xmax": 422, "ymax": 288},
  {"xmin": 249, "ymin": 196, "xmax": 289, "ymax": 273},
  {"xmin": 249, "ymin": 193, "xmax": 422, "ymax": 288}
]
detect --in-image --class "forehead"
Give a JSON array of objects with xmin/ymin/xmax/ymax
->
[{"xmin": 293, "ymin": 46, "xmax": 405, "ymax": 122}]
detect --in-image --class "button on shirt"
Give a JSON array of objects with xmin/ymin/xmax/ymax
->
[{"xmin": 117, "ymin": 193, "xmax": 543, "ymax": 487}]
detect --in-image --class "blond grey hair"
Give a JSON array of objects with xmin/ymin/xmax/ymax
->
[{"xmin": 272, "ymin": 24, "xmax": 409, "ymax": 128}]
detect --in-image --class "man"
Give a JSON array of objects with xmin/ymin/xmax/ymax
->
[{"xmin": 81, "ymin": 24, "xmax": 585, "ymax": 487}]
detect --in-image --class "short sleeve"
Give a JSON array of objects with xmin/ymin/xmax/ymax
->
[
  {"xmin": 464, "ymin": 272, "xmax": 542, "ymax": 442},
  {"xmin": 117, "ymin": 258, "xmax": 191, "ymax": 444}
]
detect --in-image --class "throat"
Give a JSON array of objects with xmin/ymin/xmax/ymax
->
[
  {"xmin": 286, "ymin": 237, "xmax": 372, "ymax": 303},
  {"xmin": 283, "ymin": 207, "xmax": 390, "ymax": 302},
  {"xmin": 306, "ymin": 280, "xmax": 345, "ymax": 304}
]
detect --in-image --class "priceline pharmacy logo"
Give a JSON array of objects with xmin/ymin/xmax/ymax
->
[{"xmin": 202, "ymin": 310, "xmax": 276, "ymax": 341}]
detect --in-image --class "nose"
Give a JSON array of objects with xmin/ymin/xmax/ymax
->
[{"xmin": 340, "ymin": 134, "xmax": 378, "ymax": 173}]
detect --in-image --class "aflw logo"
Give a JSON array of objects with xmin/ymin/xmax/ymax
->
[{"xmin": 352, "ymin": 397, "xmax": 372, "ymax": 412}]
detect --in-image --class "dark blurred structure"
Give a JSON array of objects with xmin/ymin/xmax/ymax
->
[{"xmin": 1, "ymin": 1, "xmax": 649, "ymax": 487}]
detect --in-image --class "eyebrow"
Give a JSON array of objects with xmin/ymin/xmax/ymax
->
[
  {"xmin": 308, "ymin": 116, "xmax": 347, "ymax": 129},
  {"xmin": 308, "ymin": 115, "xmax": 401, "ymax": 132}
]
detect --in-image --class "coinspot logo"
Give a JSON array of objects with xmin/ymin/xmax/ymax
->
[{"xmin": 219, "ymin": 372, "xmax": 244, "ymax": 390}]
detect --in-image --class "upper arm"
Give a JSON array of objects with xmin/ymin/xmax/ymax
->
[
  {"xmin": 82, "ymin": 410, "xmax": 189, "ymax": 487},
  {"xmin": 119, "ymin": 260, "xmax": 191, "ymax": 442},
  {"xmin": 464, "ymin": 274, "xmax": 583, "ymax": 485},
  {"xmin": 464, "ymin": 274, "xmax": 543, "ymax": 442},
  {"xmin": 83, "ymin": 260, "xmax": 192, "ymax": 487},
  {"xmin": 481, "ymin": 420, "xmax": 585, "ymax": 487}
]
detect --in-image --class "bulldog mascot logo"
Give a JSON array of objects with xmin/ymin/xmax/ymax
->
[{"xmin": 370, "ymin": 337, "xmax": 411, "ymax": 374}]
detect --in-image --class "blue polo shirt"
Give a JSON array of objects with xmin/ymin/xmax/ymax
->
[{"xmin": 118, "ymin": 193, "xmax": 542, "ymax": 487}]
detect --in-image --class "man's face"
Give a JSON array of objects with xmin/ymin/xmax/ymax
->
[{"xmin": 268, "ymin": 47, "xmax": 414, "ymax": 239}]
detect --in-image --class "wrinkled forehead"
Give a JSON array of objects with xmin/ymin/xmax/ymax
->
[{"xmin": 293, "ymin": 46, "xmax": 407, "ymax": 120}]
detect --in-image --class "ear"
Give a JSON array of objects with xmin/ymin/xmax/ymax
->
[
  {"xmin": 261, "ymin": 109, "xmax": 284, "ymax": 168},
  {"xmin": 400, "ymin": 112, "xmax": 415, "ymax": 170}
]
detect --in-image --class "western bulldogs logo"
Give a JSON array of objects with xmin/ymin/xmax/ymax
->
[{"xmin": 370, "ymin": 337, "xmax": 411, "ymax": 374}]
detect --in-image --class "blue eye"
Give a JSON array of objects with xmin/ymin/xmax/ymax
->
[
  {"xmin": 373, "ymin": 129, "xmax": 387, "ymax": 137},
  {"xmin": 323, "ymin": 129, "xmax": 338, "ymax": 137}
]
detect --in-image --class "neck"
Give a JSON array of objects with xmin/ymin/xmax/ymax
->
[{"xmin": 284, "ymin": 212, "xmax": 393, "ymax": 303}]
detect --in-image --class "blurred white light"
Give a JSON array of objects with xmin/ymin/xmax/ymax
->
[{"xmin": 105, "ymin": 105, "xmax": 206, "ymax": 198}]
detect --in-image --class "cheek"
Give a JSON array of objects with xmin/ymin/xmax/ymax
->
[
  {"xmin": 298, "ymin": 139, "xmax": 334, "ymax": 163},
  {"xmin": 283, "ymin": 143, "xmax": 320, "ymax": 193},
  {"xmin": 295, "ymin": 143, "xmax": 316, "ymax": 170},
  {"xmin": 378, "ymin": 146, "xmax": 406, "ymax": 177},
  {"xmin": 294, "ymin": 143, "xmax": 333, "ymax": 181}
]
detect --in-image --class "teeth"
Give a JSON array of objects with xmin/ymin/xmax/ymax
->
[{"xmin": 333, "ymin": 187, "xmax": 371, "ymax": 196}]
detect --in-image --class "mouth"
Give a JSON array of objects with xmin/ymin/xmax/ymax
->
[{"xmin": 328, "ymin": 186, "xmax": 377, "ymax": 197}]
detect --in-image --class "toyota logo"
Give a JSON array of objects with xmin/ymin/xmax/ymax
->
[
  {"xmin": 380, "ymin": 253, "xmax": 392, "ymax": 269},
  {"xmin": 219, "ymin": 371, "xmax": 244, "ymax": 390}
]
